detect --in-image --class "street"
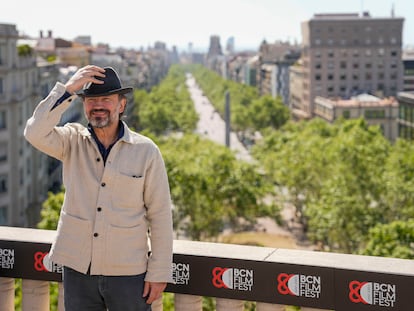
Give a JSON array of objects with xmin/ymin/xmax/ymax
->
[
  {"xmin": 185, "ymin": 73, "xmax": 300, "ymax": 238},
  {"xmin": 185, "ymin": 73, "xmax": 252, "ymax": 163}
]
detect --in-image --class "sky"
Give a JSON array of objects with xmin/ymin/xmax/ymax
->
[{"xmin": 2, "ymin": 0, "xmax": 413, "ymax": 52}]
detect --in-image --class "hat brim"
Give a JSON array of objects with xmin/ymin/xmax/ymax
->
[{"xmin": 76, "ymin": 87, "xmax": 133, "ymax": 97}]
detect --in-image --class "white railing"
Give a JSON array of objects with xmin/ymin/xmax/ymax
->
[{"xmin": 1, "ymin": 226, "xmax": 413, "ymax": 311}]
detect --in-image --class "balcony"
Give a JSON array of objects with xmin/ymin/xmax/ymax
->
[{"xmin": 0, "ymin": 226, "xmax": 413, "ymax": 311}]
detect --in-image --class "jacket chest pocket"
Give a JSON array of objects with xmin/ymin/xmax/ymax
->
[{"xmin": 112, "ymin": 173, "xmax": 144, "ymax": 209}]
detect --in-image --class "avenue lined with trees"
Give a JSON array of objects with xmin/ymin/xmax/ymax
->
[{"xmin": 34, "ymin": 64, "xmax": 414, "ymax": 310}]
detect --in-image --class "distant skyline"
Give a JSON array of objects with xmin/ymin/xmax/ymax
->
[{"xmin": 2, "ymin": 0, "xmax": 413, "ymax": 52}]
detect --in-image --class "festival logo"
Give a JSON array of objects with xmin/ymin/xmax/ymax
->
[
  {"xmin": 349, "ymin": 280, "xmax": 396, "ymax": 307},
  {"xmin": 277, "ymin": 273, "xmax": 321, "ymax": 298},
  {"xmin": 0, "ymin": 247, "xmax": 15, "ymax": 269},
  {"xmin": 34, "ymin": 252, "xmax": 62, "ymax": 273},
  {"xmin": 212, "ymin": 267, "xmax": 253, "ymax": 291},
  {"xmin": 172, "ymin": 262, "xmax": 190, "ymax": 285}
]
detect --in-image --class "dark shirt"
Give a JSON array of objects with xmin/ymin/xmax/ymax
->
[{"xmin": 88, "ymin": 123, "xmax": 124, "ymax": 165}]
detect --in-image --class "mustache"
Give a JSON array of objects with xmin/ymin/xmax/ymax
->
[{"xmin": 91, "ymin": 109, "xmax": 110, "ymax": 113}]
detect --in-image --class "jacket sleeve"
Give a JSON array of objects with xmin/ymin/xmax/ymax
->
[
  {"xmin": 24, "ymin": 82, "xmax": 77, "ymax": 161},
  {"xmin": 144, "ymin": 145, "xmax": 174, "ymax": 283}
]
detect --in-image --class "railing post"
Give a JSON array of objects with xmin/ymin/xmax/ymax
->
[
  {"xmin": 215, "ymin": 298, "xmax": 244, "ymax": 311},
  {"xmin": 174, "ymin": 293, "xmax": 202, "ymax": 311},
  {"xmin": 22, "ymin": 279, "xmax": 50, "ymax": 311},
  {"xmin": 256, "ymin": 302, "xmax": 286, "ymax": 310},
  {"xmin": 151, "ymin": 296, "xmax": 163, "ymax": 311},
  {"xmin": 0, "ymin": 277, "xmax": 15, "ymax": 311},
  {"xmin": 58, "ymin": 282, "xmax": 65, "ymax": 311}
]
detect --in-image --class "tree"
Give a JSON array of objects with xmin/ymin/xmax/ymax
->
[
  {"xmin": 361, "ymin": 220, "xmax": 414, "ymax": 259},
  {"xmin": 252, "ymin": 118, "xmax": 394, "ymax": 253},
  {"xmin": 157, "ymin": 134, "xmax": 278, "ymax": 240},
  {"xmin": 37, "ymin": 190, "xmax": 64, "ymax": 230},
  {"xmin": 137, "ymin": 65, "xmax": 198, "ymax": 135},
  {"xmin": 248, "ymin": 95, "xmax": 290, "ymax": 131}
]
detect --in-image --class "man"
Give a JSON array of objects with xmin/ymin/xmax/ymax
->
[{"xmin": 24, "ymin": 65, "xmax": 173, "ymax": 311}]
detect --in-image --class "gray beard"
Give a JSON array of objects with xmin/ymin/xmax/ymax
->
[{"xmin": 89, "ymin": 116, "xmax": 110, "ymax": 128}]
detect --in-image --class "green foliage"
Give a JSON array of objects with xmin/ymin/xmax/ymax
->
[
  {"xmin": 137, "ymin": 65, "xmax": 198, "ymax": 135},
  {"xmin": 362, "ymin": 220, "xmax": 414, "ymax": 259},
  {"xmin": 248, "ymin": 95, "xmax": 290, "ymax": 131},
  {"xmin": 14, "ymin": 279, "xmax": 22, "ymax": 310},
  {"xmin": 37, "ymin": 189, "xmax": 64, "ymax": 230},
  {"xmin": 252, "ymin": 118, "xmax": 408, "ymax": 254},
  {"xmin": 46, "ymin": 54, "xmax": 57, "ymax": 62},
  {"xmin": 17, "ymin": 44, "xmax": 33, "ymax": 56},
  {"xmin": 382, "ymin": 138, "xmax": 414, "ymax": 220},
  {"xmin": 158, "ymin": 133, "xmax": 278, "ymax": 240},
  {"xmin": 188, "ymin": 64, "xmax": 289, "ymax": 134}
]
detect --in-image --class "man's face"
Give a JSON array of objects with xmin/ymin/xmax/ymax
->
[{"xmin": 83, "ymin": 94, "xmax": 125, "ymax": 128}]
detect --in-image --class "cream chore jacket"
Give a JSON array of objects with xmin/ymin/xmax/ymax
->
[{"xmin": 24, "ymin": 82, "xmax": 174, "ymax": 283}]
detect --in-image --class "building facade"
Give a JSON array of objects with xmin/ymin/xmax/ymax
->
[
  {"xmin": 296, "ymin": 12, "xmax": 404, "ymax": 119},
  {"xmin": 314, "ymin": 93, "xmax": 399, "ymax": 141},
  {"xmin": 397, "ymin": 91, "xmax": 414, "ymax": 140},
  {"xmin": 0, "ymin": 24, "xmax": 47, "ymax": 226},
  {"xmin": 402, "ymin": 49, "xmax": 414, "ymax": 92},
  {"xmin": 257, "ymin": 41, "xmax": 301, "ymax": 105}
]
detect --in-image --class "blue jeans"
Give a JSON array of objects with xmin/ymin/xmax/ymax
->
[{"xmin": 63, "ymin": 266, "xmax": 152, "ymax": 311}]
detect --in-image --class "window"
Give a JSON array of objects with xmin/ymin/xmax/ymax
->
[
  {"xmin": 0, "ymin": 174, "xmax": 8, "ymax": 193},
  {"xmin": 365, "ymin": 110, "xmax": 385, "ymax": 119},
  {"xmin": 340, "ymin": 61, "xmax": 347, "ymax": 69},
  {"xmin": 0, "ymin": 143, "xmax": 7, "ymax": 162},
  {"xmin": 0, "ymin": 111, "xmax": 6, "ymax": 129},
  {"xmin": 0, "ymin": 206, "xmax": 7, "ymax": 225},
  {"xmin": 343, "ymin": 110, "xmax": 351, "ymax": 118},
  {"xmin": 0, "ymin": 78, "xmax": 3, "ymax": 94}
]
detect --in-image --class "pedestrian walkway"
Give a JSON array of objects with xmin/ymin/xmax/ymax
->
[
  {"xmin": 185, "ymin": 73, "xmax": 253, "ymax": 162},
  {"xmin": 185, "ymin": 73, "xmax": 313, "ymax": 250}
]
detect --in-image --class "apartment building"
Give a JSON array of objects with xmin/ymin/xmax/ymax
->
[
  {"xmin": 397, "ymin": 91, "xmax": 414, "ymax": 140},
  {"xmin": 314, "ymin": 94, "xmax": 399, "ymax": 141},
  {"xmin": 402, "ymin": 49, "xmax": 414, "ymax": 92},
  {"xmin": 257, "ymin": 41, "xmax": 301, "ymax": 105},
  {"xmin": 294, "ymin": 12, "xmax": 404, "ymax": 119},
  {"xmin": 0, "ymin": 24, "xmax": 46, "ymax": 226}
]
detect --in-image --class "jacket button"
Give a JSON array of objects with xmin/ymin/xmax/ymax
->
[
  {"xmin": 96, "ymin": 158, "xmax": 101, "ymax": 162},
  {"xmin": 101, "ymin": 182, "xmax": 106, "ymax": 187},
  {"xmin": 97, "ymin": 207, "xmax": 102, "ymax": 212},
  {"xmin": 93, "ymin": 233, "xmax": 99, "ymax": 237}
]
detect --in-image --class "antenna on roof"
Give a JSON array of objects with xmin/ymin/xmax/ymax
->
[{"xmin": 391, "ymin": 2, "xmax": 395, "ymax": 17}]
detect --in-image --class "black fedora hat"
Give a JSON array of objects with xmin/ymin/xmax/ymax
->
[{"xmin": 76, "ymin": 67, "xmax": 133, "ymax": 97}]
